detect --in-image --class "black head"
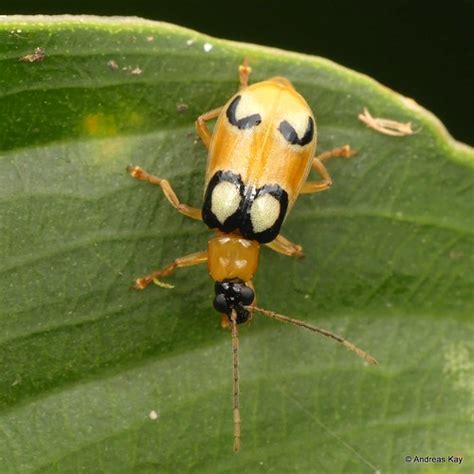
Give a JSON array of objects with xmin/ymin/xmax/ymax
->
[{"xmin": 213, "ymin": 280, "xmax": 255, "ymax": 324}]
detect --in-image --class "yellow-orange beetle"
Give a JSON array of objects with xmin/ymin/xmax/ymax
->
[{"xmin": 128, "ymin": 60, "xmax": 376, "ymax": 452}]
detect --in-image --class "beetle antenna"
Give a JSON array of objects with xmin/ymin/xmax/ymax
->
[
  {"xmin": 230, "ymin": 309, "xmax": 241, "ymax": 452},
  {"xmin": 245, "ymin": 305, "xmax": 378, "ymax": 365}
]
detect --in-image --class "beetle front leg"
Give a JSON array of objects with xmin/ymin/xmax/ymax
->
[
  {"xmin": 265, "ymin": 234, "xmax": 304, "ymax": 258},
  {"xmin": 133, "ymin": 251, "xmax": 208, "ymax": 290},
  {"xmin": 127, "ymin": 165, "xmax": 202, "ymax": 221}
]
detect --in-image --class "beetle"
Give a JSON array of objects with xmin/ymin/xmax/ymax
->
[{"xmin": 128, "ymin": 60, "xmax": 377, "ymax": 452}]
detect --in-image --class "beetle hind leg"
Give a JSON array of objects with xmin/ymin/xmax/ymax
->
[
  {"xmin": 195, "ymin": 107, "xmax": 223, "ymax": 149},
  {"xmin": 238, "ymin": 58, "xmax": 252, "ymax": 89},
  {"xmin": 315, "ymin": 144, "xmax": 354, "ymax": 162},
  {"xmin": 195, "ymin": 59, "xmax": 253, "ymax": 149}
]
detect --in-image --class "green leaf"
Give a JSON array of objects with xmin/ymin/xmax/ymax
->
[{"xmin": 0, "ymin": 15, "xmax": 472, "ymax": 473}]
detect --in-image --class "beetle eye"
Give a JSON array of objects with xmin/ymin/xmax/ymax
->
[
  {"xmin": 226, "ymin": 95, "xmax": 262, "ymax": 130},
  {"xmin": 239, "ymin": 286, "xmax": 255, "ymax": 305},
  {"xmin": 213, "ymin": 293, "xmax": 230, "ymax": 314},
  {"xmin": 278, "ymin": 116, "xmax": 314, "ymax": 146}
]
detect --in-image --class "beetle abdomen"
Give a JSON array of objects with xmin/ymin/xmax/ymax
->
[{"xmin": 202, "ymin": 170, "xmax": 288, "ymax": 243}]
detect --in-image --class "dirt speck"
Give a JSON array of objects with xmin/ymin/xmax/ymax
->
[
  {"xmin": 176, "ymin": 101, "xmax": 189, "ymax": 113},
  {"xmin": 203, "ymin": 42, "xmax": 213, "ymax": 53},
  {"xmin": 107, "ymin": 59, "xmax": 119, "ymax": 71}
]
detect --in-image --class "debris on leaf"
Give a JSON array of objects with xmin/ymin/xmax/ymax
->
[
  {"xmin": 203, "ymin": 42, "xmax": 213, "ymax": 53},
  {"xmin": 358, "ymin": 107, "xmax": 417, "ymax": 136},
  {"xmin": 120, "ymin": 65, "xmax": 143, "ymax": 75},
  {"xmin": 187, "ymin": 131, "xmax": 200, "ymax": 145},
  {"xmin": 10, "ymin": 28, "xmax": 26, "ymax": 38},
  {"xmin": 176, "ymin": 101, "xmax": 189, "ymax": 113},
  {"xmin": 107, "ymin": 59, "xmax": 119, "ymax": 71},
  {"xmin": 19, "ymin": 47, "xmax": 45, "ymax": 63},
  {"xmin": 130, "ymin": 66, "xmax": 143, "ymax": 75}
]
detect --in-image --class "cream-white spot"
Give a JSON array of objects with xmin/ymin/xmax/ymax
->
[
  {"xmin": 250, "ymin": 194, "xmax": 280, "ymax": 233},
  {"xmin": 203, "ymin": 42, "xmax": 213, "ymax": 52},
  {"xmin": 211, "ymin": 181, "xmax": 241, "ymax": 224}
]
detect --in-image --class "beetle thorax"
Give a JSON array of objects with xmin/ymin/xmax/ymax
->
[{"xmin": 207, "ymin": 232, "xmax": 260, "ymax": 282}]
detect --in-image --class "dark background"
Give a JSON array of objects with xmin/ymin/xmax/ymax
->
[{"xmin": 4, "ymin": 0, "xmax": 473, "ymax": 144}]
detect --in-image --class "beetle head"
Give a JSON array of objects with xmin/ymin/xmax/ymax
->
[{"xmin": 213, "ymin": 280, "xmax": 255, "ymax": 324}]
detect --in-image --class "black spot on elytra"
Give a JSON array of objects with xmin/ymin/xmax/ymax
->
[
  {"xmin": 278, "ymin": 116, "xmax": 314, "ymax": 146},
  {"xmin": 226, "ymin": 95, "xmax": 262, "ymax": 129}
]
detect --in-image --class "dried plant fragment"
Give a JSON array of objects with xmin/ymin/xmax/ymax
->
[
  {"xmin": 19, "ymin": 47, "xmax": 45, "ymax": 63},
  {"xmin": 121, "ymin": 65, "xmax": 143, "ymax": 75},
  {"xmin": 130, "ymin": 66, "xmax": 143, "ymax": 75},
  {"xmin": 358, "ymin": 107, "xmax": 416, "ymax": 136}
]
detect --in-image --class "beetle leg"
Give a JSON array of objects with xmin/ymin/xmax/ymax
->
[
  {"xmin": 195, "ymin": 60, "xmax": 252, "ymax": 149},
  {"xmin": 195, "ymin": 60, "xmax": 252, "ymax": 148},
  {"xmin": 238, "ymin": 58, "xmax": 252, "ymax": 89},
  {"xmin": 300, "ymin": 158, "xmax": 333, "ymax": 194},
  {"xmin": 127, "ymin": 165, "xmax": 202, "ymax": 221},
  {"xmin": 132, "ymin": 251, "xmax": 208, "ymax": 290},
  {"xmin": 315, "ymin": 144, "xmax": 354, "ymax": 162},
  {"xmin": 302, "ymin": 145, "xmax": 355, "ymax": 194},
  {"xmin": 265, "ymin": 234, "xmax": 304, "ymax": 258},
  {"xmin": 195, "ymin": 107, "xmax": 223, "ymax": 148}
]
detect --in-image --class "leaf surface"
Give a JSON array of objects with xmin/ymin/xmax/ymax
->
[{"xmin": 0, "ymin": 15, "xmax": 472, "ymax": 474}]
